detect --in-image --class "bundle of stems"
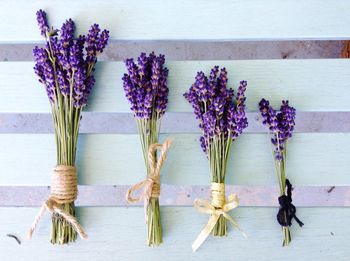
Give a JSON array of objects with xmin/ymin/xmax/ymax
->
[
  {"xmin": 208, "ymin": 135, "xmax": 232, "ymax": 236},
  {"xmin": 273, "ymin": 144, "xmax": 290, "ymax": 246},
  {"xmin": 184, "ymin": 66, "xmax": 248, "ymax": 238},
  {"xmin": 50, "ymin": 81, "xmax": 81, "ymax": 244},
  {"xmin": 259, "ymin": 98, "xmax": 303, "ymax": 246},
  {"xmin": 136, "ymin": 115, "xmax": 162, "ymax": 245},
  {"xmin": 122, "ymin": 52, "xmax": 169, "ymax": 246},
  {"xmin": 33, "ymin": 9, "xmax": 109, "ymax": 244}
]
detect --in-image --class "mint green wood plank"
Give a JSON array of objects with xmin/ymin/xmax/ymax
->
[
  {"xmin": 0, "ymin": 60, "xmax": 350, "ymax": 112},
  {"xmin": 0, "ymin": 207, "xmax": 349, "ymax": 260},
  {"xmin": 1, "ymin": 0, "xmax": 350, "ymax": 41},
  {"xmin": 1, "ymin": 133, "xmax": 349, "ymax": 185}
]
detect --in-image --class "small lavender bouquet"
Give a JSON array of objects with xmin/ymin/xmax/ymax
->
[
  {"xmin": 184, "ymin": 66, "xmax": 248, "ymax": 251},
  {"xmin": 122, "ymin": 52, "xmax": 171, "ymax": 246},
  {"xmin": 28, "ymin": 10, "xmax": 109, "ymax": 244},
  {"xmin": 259, "ymin": 99, "xmax": 303, "ymax": 246}
]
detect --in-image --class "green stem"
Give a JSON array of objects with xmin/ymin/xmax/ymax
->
[
  {"xmin": 272, "ymin": 134, "xmax": 291, "ymax": 246},
  {"xmin": 135, "ymin": 115, "xmax": 162, "ymax": 246},
  {"xmin": 210, "ymin": 135, "xmax": 230, "ymax": 237}
]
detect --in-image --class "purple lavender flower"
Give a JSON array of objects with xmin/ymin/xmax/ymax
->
[
  {"xmin": 33, "ymin": 46, "xmax": 55, "ymax": 103},
  {"xmin": 36, "ymin": 9, "xmax": 49, "ymax": 36},
  {"xmin": 259, "ymin": 98, "xmax": 296, "ymax": 160},
  {"xmin": 33, "ymin": 10, "xmax": 109, "ymax": 108},
  {"xmin": 60, "ymin": 19, "xmax": 75, "ymax": 47},
  {"xmin": 86, "ymin": 24, "xmax": 110, "ymax": 64},
  {"xmin": 184, "ymin": 66, "xmax": 248, "ymax": 153},
  {"xmin": 122, "ymin": 52, "xmax": 169, "ymax": 119}
]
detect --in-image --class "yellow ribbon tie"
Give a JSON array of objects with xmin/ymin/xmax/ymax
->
[
  {"xmin": 192, "ymin": 183, "xmax": 247, "ymax": 252},
  {"xmin": 126, "ymin": 139, "xmax": 172, "ymax": 222}
]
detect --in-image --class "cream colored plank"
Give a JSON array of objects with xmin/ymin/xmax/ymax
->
[
  {"xmin": 0, "ymin": 133, "xmax": 349, "ymax": 185},
  {"xmin": 0, "ymin": 60, "xmax": 350, "ymax": 112}
]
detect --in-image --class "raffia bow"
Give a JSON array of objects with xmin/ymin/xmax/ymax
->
[
  {"xmin": 27, "ymin": 165, "xmax": 87, "ymax": 240},
  {"xmin": 126, "ymin": 139, "xmax": 172, "ymax": 221},
  {"xmin": 192, "ymin": 182, "xmax": 246, "ymax": 252}
]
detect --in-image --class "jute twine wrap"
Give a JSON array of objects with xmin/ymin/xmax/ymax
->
[
  {"xmin": 126, "ymin": 139, "xmax": 172, "ymax": 221},
  {"xmin": 27, "ymin": 165, "xmax": 87, "ymax": 240},
  {"xmin": 192, "ymin": 182, "xmax": 246, "ymax": 252}
]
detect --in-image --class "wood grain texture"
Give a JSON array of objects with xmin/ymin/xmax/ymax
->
[
  {"xmin": 0, "ymin": 41, "xmax": 346, "ymax": 61},
  {"xmin": 0, "ymin": 207, "xmax": 349, "ymax": 261},
  {"xmin": 0, "ymin": 0, "xmax": 349, "ymax": 259},
  {"xmin": 1, "ymin": 133, "xmax": 350, "ymax": 186},
  {"xmin": 0, "ymin": 60, "xmax": 350, "ymax": 113},
  {"xmin": 1, "ymin": 111, "xmax": 350, "ymax": 134},
  {"xmin": 1, "ymin": 185, "xmax": 348, "ymax": 207},
  {"xmin": 1, "ymin": 0, "xmax": 350, "ymax": 41}
]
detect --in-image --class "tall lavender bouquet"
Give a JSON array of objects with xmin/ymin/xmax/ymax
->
[
  {"xmin": 259, "ymin": 99, "xmax": 303, "ymax": 246},
  {"xmin": 122, "ymin": 52, "xmax": 169, "ymax": 246},
  {"xmin": 184, "ymin": 66, "xmax": 248, "ymax": 251},
  {"xmin": 32, "ymin": 10, "xmax": 109, "ymax": 244}
]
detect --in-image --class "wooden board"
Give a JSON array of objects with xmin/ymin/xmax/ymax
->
[
  {"xmin": 1, "ymin": 0, "xmax": 350, "ymax": 41},
  {"xmin": 0, "ymin": 208, "xmax": 349, "ymax": 261},
  {"xmin": 0, "ymin": 60, "xmax": 350, "ymax": 112},
  {"xmin": 0, "ymin": 41, "xmax": 346, "ymax": 61},
  {"xmin": 1, "ymin": 133, "xmax": 350, "ymax": 186},
  {"xmin": 1, "ymin": 185, "xmax": 348, "ymax": 207},
  {"xmin": 1, "ymin": 112, "xmax": 350, "ymax": 134},
  {"xmin": 0, "ymin": 0, "xmax": 349, "ymax": 260}
]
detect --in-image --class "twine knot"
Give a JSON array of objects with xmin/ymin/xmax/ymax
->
[
  {"xmin": 277, "ymin": 179, "xmax": 304, "ymax": 228},
  {"xmin": 27, "ymin": 165, "xmax": 87, "ymax": 240},
  {"xmin": 192, "ymin": 182, "xmax": 246, "ymax": 252},
  {"xmin": 126, "ymin": 139, "xmax": 172, "ymax": 221}
]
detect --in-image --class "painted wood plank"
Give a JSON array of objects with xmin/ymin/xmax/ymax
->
[
  {"xmin": 1, "ymin": 0, "xmax": 350, "ymax": 41},
  {"xmin": 1, "ymin": 60, "xmax": 350, "ymax": 113},
  {"xmin": 0, "ymin": 41, "xmax": 346, "ymax": 61},
  {"xmin": 0, "ymin": 185, "xmax": 348, "ymax": 207},
  {"xmin": 1, "ymin": 112, "xmax": 349, "ymax": 134},
  {"xmin": 1, "ymin": 133, "xmax": 350, "ymax": 186},
  {"xmin": 0, "ymin": 207, "xmax": 349, "ymax": 260}
]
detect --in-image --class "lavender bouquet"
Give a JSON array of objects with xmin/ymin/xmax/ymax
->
[
  {"xmin": 28, "ymin": 10, "xmax": 109, "ymax": 244},
  {"xmin": 184, "ymin": 66, "xmax": 248, "ymax": 251},
  {"xmin": 122, "ymin": 52, "xmax": 170, "ymax": 246},
  {"xmin": 259, "ymin": 99, "xmax": 303, "ymax": 246}
]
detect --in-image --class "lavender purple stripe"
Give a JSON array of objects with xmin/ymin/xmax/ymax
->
[
  {"xmin": 0, "ymin": 40, "xmax": 346, "ymax": 61},
  {"xmin": 0, "ymin": 185, "xmax": 348, "ymax": 207},
  {"xmin": 0, "ymin": 112, "xmax": 350, "ymax": 134}
]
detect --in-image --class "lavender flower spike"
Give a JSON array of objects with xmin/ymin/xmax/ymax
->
[
  {"xmin": 259, "ymin": 98, "xmax": 296, "ymax": 160},
  {"xmin": 122, "ymin": 52, "xmax": 169, "ymax": 120},
  {"xmin": 36, "ymin": 9, "xmax": 49, "ymax": 36}
]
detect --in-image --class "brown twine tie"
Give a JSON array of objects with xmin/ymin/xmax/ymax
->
[
  {"xmin": 126, "ymin": 139, "xmax": 172, "ymax": 221},
  {"xmin": 27, "ymin": 165, "xmax": 87, "ymax": 240}
]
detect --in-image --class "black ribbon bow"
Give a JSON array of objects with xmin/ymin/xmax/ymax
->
[{"xmin": 277, "ymin": 179, "xmax": 304, "ymax": 227}]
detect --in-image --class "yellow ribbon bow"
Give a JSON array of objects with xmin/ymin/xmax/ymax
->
[
  {"xmin": 126, "ymin": 139, "xmax": 172, "ymax": 221},
  {"xmin": 192, "ymin": 183, "xmax": 246, "ymax": 252}
]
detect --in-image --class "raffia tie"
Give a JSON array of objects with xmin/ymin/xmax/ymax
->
[
  {"xmin": 27, "ymin": 165, "xmax": 87, "ymax": 240},
  {"xmin": 126, "ymin": 139, "xmax": 172, "ymax": 222},
  {"xmin": 192, "ymin": 182, "xmax": 246, "ymax": 252}
]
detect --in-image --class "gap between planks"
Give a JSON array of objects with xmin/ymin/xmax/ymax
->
[
  {"xmin": 0, "ymin": 185, "xmax": 348, "ymax": 207},
  {"xmin": 1, "ymin": 112, "xmax": 350, "ymax": 134},
  {"xmin": 0, "ymin": 40, "xmax": 346, "ymax": 61}
]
